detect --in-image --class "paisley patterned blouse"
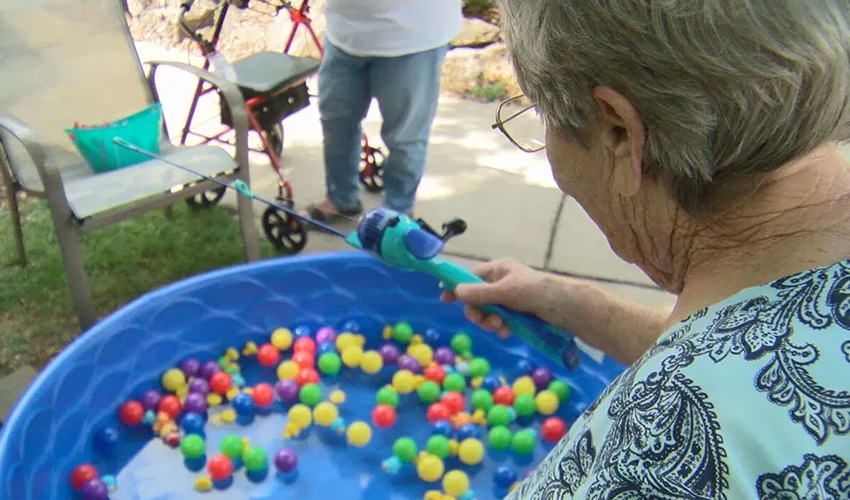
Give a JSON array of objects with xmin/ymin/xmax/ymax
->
[{"xmin": 510, "ymin": 260, "xmax": 850, "ymax": 499}]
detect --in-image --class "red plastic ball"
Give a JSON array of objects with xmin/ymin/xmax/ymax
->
[
  {"xmin": 295, "ymin": 367, "xmax": 319, "ymax": 387},
  {"xmin": 257, "ymin": 344, "xmax": 281, "ymax": 367},
  {"xmin": 293, "ymin": 337, "xmax": 317, "ymax": 354},
  {"xmin": 252, "ymin": 383, "xmax": 275, "ymax": 407},
  {"xmin": 426, "ymin": 402, "xmax": 452, "ymax": 424},
  {"xmin": 441, "ymin": 392, "xmax": 465, "ymax": 414},
  {"xmin": 157, "ymin": 395, "xmax": 182, "ymax": 419},
  {"xmin": 541, "ymin": 417, "xmax": 568, "ymax": 443},
  {"xmin": 493, "ymin": 387, "xmax": 515, "ymax": 406},
  {"xmin": 292, "ymin": 350, "xmax": 315, "ymax": 369},
  {"xmin": 119, "ymin": 400, "xmax": 144, "ymax": 426},
  {"xmin": 209, "ymin": 372, "xmax": 233, "ymax": 395},
  {"xmin": 207, "ymin": 454, "xmax": 233, "ymax": 480},
  {"xmin": 70, "ymin": 464, "xmax": 98, "ymax": 490},
  {"xmin": 423, "ymin": 364, "xmax": 446, "ymax": 384},
  {"xmin": 165, "ymin": 431, "xmax": 181, "ymax": 448},
  {"xmin": 371, "ymin": 404, "xmax": 397, "ymax": 428}
]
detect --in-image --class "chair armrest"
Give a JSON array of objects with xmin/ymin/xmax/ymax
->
[{"xmin": 0, "ymin": 115, "xmax": 69, "ymax": 203}]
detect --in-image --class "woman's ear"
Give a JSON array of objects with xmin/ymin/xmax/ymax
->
[{"xmin": 591, "ymin": 86, "xmax": 646, "ymax": 197}]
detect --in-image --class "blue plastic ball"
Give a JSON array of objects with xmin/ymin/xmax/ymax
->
[
  {"xmin": 318, "ymin": 342, "xmax": 337, "ymax": 355},
  {"xmin": 424, "ymin": 328, "xmax": 441, "ymax": 344},
  {"xmin": 456, "ymin": 423, "xmax": 481, "ymax": 441},
  {"xmin": 482, "ymin": 375, "xmax": 502, "ymax": 392},
  {"xmin": 94, "ymin": 427, "xmax": 120, "ymax": 454},
  {"xmin": 341, "ymin": 320, "xmax": 361, "ymax": 333},
  {"xmin": 294, "ymin": 325, "xmax": 312, "ymax": 338},
  {"xmin": 432, "ymin": 420, "xmax": 454, "ymax": 437},
  {"xmin": 180, "ymin": 413, "xmax": 206, "ymax": 435},
  {"xmin": 232, "ymin": 392, "xmax": 255, "ymax": 416},
  {"xmin": 494, "ymin": 465, "xmax": 518, "ymax": 488},
  {"xmin": 515, "ymin": 358, "xmax": 534, "ymax": 376}
]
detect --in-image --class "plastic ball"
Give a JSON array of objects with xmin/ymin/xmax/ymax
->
[
  {"xmin": 292, "ymin": 350, "xmax": 315, "ymax": 369},
  {"xmin": 179, "ymin": 411, "xmax": 205, "ymax": 433},
  {"xmin": 470, "ymin": 389, "xmax": 494, "ymax": 412},
  {"xmin": 92, "ymin": 426, "xmax": 120, "ymax": 455},
  {"xmin": 392, "ymin": 370, "xmax": 417, "ymax": 394},
  {"xmin": 417, "ymin": 381, "xmax": 442, "ymax": 403},
  {"xmin": 511, "ymin": 429, "xmax": 537, "ymax": 455},
  {"xmin": 426, "ymin": 435, "xmax": 451, "ymax": 459},
  {"xmin": 142, "ymin": 410, "xmax": 156, "ymax": 425},
  {"xmin": 458, "ymin": 438, "xmax": 484, "ymax": 465},
  {"xmin": 157, "ymin": 395, "xmax": 182, "ymax": 418},
  {"xmin": 427, "ymin": 402, "xmax": 452, "ymax": 424},
  {"xmin": 407, "ymin": 344, "xmax": 433, "ymax": 366},
  {"xmin": 277, "ymin": 360, "xmax": 300, "ymax": 381},
  {"xmin": 371, "ymin": 404, "xmax": 397, "ymax": 428},
  {"xmin": 160, "ymin": 368, "xmax": 185, "ymax": 393},
  {"xmin": 468, "ymin": 357, "xmax": 491, "ymax": 378},
  {"xmin": 493, "ymin": 386, "xmax": 515, "ymax": 406},
  {"xmin": 450, "ymin": 333, "xmax": 472, "ymax": 355},
  {"xmin": 515, "ymin": 358, "xmax": 534, "ymax": 375},
  {"xmin": 180, "ymin": 434, "xmax": 205, "ymax": 460},
  {"xmin": 275, "ymin": 380, "xmax": 299, "ymax": 403},
  {"xmin": 313, "ymin": 402, "xmax": 338, "ymax": 427},
  {"xmin": 199, "ymin": 360, "xmax": 222, "ymax": 380},
  {"xmin": 180, "ymin": 393, "xmax": 203, "ymax": 415},
  {"xmin": 379, "ymin": 343, "xmax": 401, "ymax": 365},
  {"xmin": 548, "ymin": 380, "xmax": 572, "ymax": 402},
  {"xmin": 336, "ymin": 332, "xmax": 358, "ymax": 351},
  {"xmin": 140, "ymin": 390, "xmax": 162, "ymax": 411},
  {"xmin": 442, "ymin": 470, "xmax": 470, "ymax": 497},
  {"xmin": 299, "ymin": 383, "xmax": 322, "ymax": 407},
  {"xmin": 512, "ymin": 376, "xmax": 537, "ymax": 397},
  {"xmin": 487, "ymin": 405, "xmax": 513, "ymax": 427},
  {"xmin": 442, "ymin": 373, "xmax": 466, "ymax": 393},
  {"xmin": 393, "ymin": 322, "xmax": 414, "ymax": 344},
  {"xmin": 361, "ymin": 350, "xmax": 384, "ymax": 374},
  {"xmin": 318, "ymin": 342, "xmax": 337, "ymax": 355},
  {"xmin": 441, "ymin": 392, "xmax": 465, "ymax": 414},
  {"xmin": 318, "ymin": 352, "xmax": 342, "ymax": 375},
  {"xmin": 207, "ymin": 454, "xmax": 233, "ymax": 480},
  {"xmin": 341, "ymin": 345, "xmax": 364, "ymax": 368},
  {"xmin": 119, "ymin": 400, "xmax": 144, "ymax": 426},
  {"xmin": 330, "ymin": 390, "xmax": 346, "ymax": 404},
  {"xmin": 209, "ymin": 372, "xmax": 232, "ymax": 395},
  {"xmin": 315, "ymin": 326, "xmax": 337, "ymax": 344},
  {"xmin": 275, "ymin": 448, "xmax": 298, "ymax": 473},
  {"xmin": 398, "ymin": 355, "xmax": 422, "ymax": 374},
  {"xmin": 393, "ymin": 436, "xmax": 418, "ymax": 462},
  {"xmin": 433, "ymin": 347, "xmax": 455, "ymax": 365},
  {"xmin": 288, "ymin": 404, "xmax": 312, "ymax": 429},
  {"xmin": 456, "ymin": 423, "xmax": 482, "ymax": 441},
  {"xmin": 81, "ymin": 478, "xmax": 109, "ymax": 500},
  {"xmin": 494, "ymin": 465, "xmax": 518, "ymax": 488},
  {"xmin": 531, "ymin": 367, "xmax": 554, "ymax": 390},
  {"xmin": 71, "ymin": 464, "xmax": 98, "ymax": 490},
  {"xmin": 481, "ymin": 376, "xmax": 502, "ymax": 392},
  {"xmin": 188, "ymin": 378, "xmax": 210, "ymax": 397},
  {"xmin": 243, "ymin": 446, "xmax": 268, "ymax": 472},
  {"xmin": 346, "ymin": 421, "xmax": 372, "ymax": 447},
  {"xmin": 432, "ymin": 420, "xmax": 454, "ymax": 437},
  {"xmin": 535, "ymin": 390, "xmax": 560, "ymax": 415},
  {"xmin": 179, "ymin": 358, "xmax": 201, "ymax": 378},
  {"xmin": 291, "ymin": 368, "xmax": 316, "ymax": 388},
  {"xmin": 423, "ymin": 364, "xmax": 446, "ymax": 385},
  {"xmin": 294, "ymin": 336, "xmax": 317, "ymax": 355},
  {"xmin": 219, "ymin": 434, "xmax": 244, "ymax": 459},
  {"xmin": 294, "ymin": 325, "xmax": 312, "ymax": 338},
  {"xmin": 512, "ymin": 393, "xmax": 537, "ymax": 418},
  {"xmin": 542, "ymin": 417, "xmax": 568, "ymax": 443},
  {"xmin": 416, "ymin": 453, "xmax": 445, "ymax": 482},
  {"xmin": 271, "ymin": 327, "xmax": 294, "ymax": 350},
  {"xmin": 257, "ymin": 344, "xmax": 281, "ymax": 367},
  {"xmin": 248, "ymin": 383, "xmax": 272, "ymax": 407},
  {"xmin": 100, "ymin": 475, "xmax": 116, "ymax": 493},
  {"xmin": 376, "ymin": 387, "xmax": 400, "ymax": 408}
]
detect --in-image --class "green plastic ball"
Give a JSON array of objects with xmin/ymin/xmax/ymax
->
[
  {"xmin": 443, "ymin": 373, "xmax": 467, "ymax": 393},
  {"xmin": 299, "ymin": 383, "xmax": 323, "ymax": 407},
  {"xmin": 513, "ymin": 393, "xmax": 537, "ymax": 417},
  {"xmin": 511, "ymin": 429, "xmax": 537, "ymax": 455},
  {"xmin": 426, "ymin": 435, "xmax": 451, "ymax": 459},
  {"xmin": 392, "ymin": 437, "xmax": 418, "ymax": 462},
  {"xmin": 318, "ymin": 352, "xmax": 342, "ymax": 375},
  {"xmin": 487, "ymin": 405, "xmax": 513, "ymax": 427},
  {"xmin": 417, "ymin": 381, "xmax": 442, "ymax": 403},
  {"xmin": 224, "ymin": 364, "xmax": 240, "ymax": 375},
  {"xmin": 219, "ymin": 434, "xmax": 244, "ymax": 459},
  {"xmin": 488, "ymin": 426, "xmax": 512, "ymax": 450},
  {"xmin": 376, "ymin": 387, "xmax": 400, "ymax": 408},
  {"xmin": 242, "ymin": 446, "xmax": 268, "ymax": 471},
  {"xmin": 218, "ymin": 356, "xmax": 229, "ymax": 368},
  {"xmin": 471, "ymin": 389, "xmax": 493, "ymax": 411},
  {"xmin": 180, "ymin": 434, "xmax": 205, "ymax": 460},
  {"xmin": 469, "ymin": 358, "xmax": 491, "ymax": 378},
  {"xmin": 450, "ymin": 333, "xmax": 472, "ymax": 355},
  {"xmin": 393, "ymin": 322, "xmax": 414, "ymax": 344},
  {"xmin": 548, "ymin": 380, "xmax": 572, "ymax": 402}
]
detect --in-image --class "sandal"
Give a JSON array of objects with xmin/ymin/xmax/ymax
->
[{"xmin": 302, "ymin": 200, "xmax": 363, "ymax": 225}]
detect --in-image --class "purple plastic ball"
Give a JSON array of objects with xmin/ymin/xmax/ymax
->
[
  {"xmin": 379, "ymin": 344, "xmax": 401, "ymax": 365},
  {"xmin": 81, "ymin": 479, "xmax": 109, "ymax": 500},
  {"xmin": 140, "ymin": 390, "xmax": 162, "ymax": 411},
  {"xmin": 199, "ymin": 360, "xmax": 221, "ymax": 380},
  {"xmin": 275, "ymin": 380, "xmax": 299, "ymax": 403},
  {"xmin": 398, "ymin": 355, "xmax": 422, "ymax": 374},
  {"xmin": 188, "ymin": 378, "xmax": 210, "ymax": 396},
  {"xmin": 315, "ymin": 326, "xmax": 337, "ymax": 344},
  {"xmin": 275, "ymin": 448, "xmax": 298, "ymax": 472},
  {"xmin": 531, "ymin": 367, "xmax": 554, "ymax": 390},
  {"xmin": 180, "ymin": 358, "xmax": 201, "ymax": 377},
  {"xmin": 184, "ymin": 392, "xmax": 207, "ymax": 414},
  {"xmin": 434, "ymin": 347, "xmax": 455, "ymax": 365}
]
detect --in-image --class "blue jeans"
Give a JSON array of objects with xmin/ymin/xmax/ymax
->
[{"xmin": 318, "ymin": 41, "xmax": 448, "ymax": 214}]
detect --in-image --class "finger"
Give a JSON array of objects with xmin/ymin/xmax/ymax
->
[
  {"xmin": 454, "ymin": 281, "xmax": 506, "ymax": 306},
  {"xmin": 483, "ymin": 314, "xmax": 504, "ymax": 332},
  {"xmin": 469, "ymin": 260, "xmax": 506, "ymax": 282},
  {"xmin": 496, "ymin": 325, "xmax": 512, "ymax": 339},
  {"xmin": 440, "ymin": 291, "xmax": 457, "ymax": 303},
  {"xmin": 464, "ymin": 304, "xmax": 485, "ymax": 325}
]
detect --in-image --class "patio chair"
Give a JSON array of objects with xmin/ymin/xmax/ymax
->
[{"xmin": 0, "ymin": 0, "xmax": 261, "ymax": 330}]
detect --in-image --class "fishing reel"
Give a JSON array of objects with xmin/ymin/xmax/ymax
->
[{"xmin": 355, "ymin": 208, "xmax": 467, "ymax": 262}]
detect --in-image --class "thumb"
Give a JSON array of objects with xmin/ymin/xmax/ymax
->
[{"xmin": 453, "ymin": 281, "xmax": 505, "ymax": 306}]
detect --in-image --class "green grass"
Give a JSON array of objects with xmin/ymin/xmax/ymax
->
[
  {"xmin": 0, "ymin": 200, "xmax": 275, "ymax": 376},
  {"xmin": 471, "ymin": 80, "xmax": 509, "ymax": 102}
]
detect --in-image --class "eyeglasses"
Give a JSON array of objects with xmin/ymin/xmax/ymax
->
[{"xmin": 491, "ymin": 95, "xmax": 546, "ymax": 153}]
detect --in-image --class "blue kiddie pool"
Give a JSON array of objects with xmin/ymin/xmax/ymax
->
[{"xmin": 0, "ymin": 253, "xmax": 622, "ymax": 499}]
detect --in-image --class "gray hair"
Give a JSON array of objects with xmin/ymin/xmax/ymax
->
[{"xmin": 498, "ymin": 0, "xmax": 850, "ymax": 214}]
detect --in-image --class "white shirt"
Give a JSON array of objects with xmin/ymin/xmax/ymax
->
[{"xmin": 324, "ymin": 0, "xmax": 462, "ymax": 57}]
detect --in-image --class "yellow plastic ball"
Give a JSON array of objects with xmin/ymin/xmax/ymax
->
[
  {"xmin": 271, "ymin": 327, "xmax": 293, "ymax": 351},
  {"xmin": 207, "ymin": 393, "xmax": 223, "ymax": 406},
  {"xmin": 161, "ymin": 369, "xmax": 185, "ymax": 392},
  {"xmin": 410, "ymin": 334, "xmax": 424, "ymax": 346},
  {"xmin": 175, "ymin": 385, "xmax": 189, "ymax": 400},
  {"xmin": 288, "ymin": 404, "xmax": 313, "ymax": 430},
  {"xmin": 341, "ymin": 345, "xmax": 364, "ymax": 368},
  {"xmin": 336, "ymin": 333, "xmax": 357, "ymax": 351},
  {"xmin": 416, "ymin": 453, "xmax": 445, "ymax": 482},
  {"xmin": 354, "ymin": 334, "xmax": 366, "ymax": 347},
  {"xmin": 458, "ymin": 438, "xmax": 484, "ymax": 465},
  {"xmin": 513, "ymin": 376, "xmax": 537, "ymax": 397},
  {"xmin": 242, "ymin": 341, "xmax": 258, "ymax": 356},
  {"xmin": 278, "ymin": 360, "xmax": 300, "ymax": 381},
  {"xmin": 313, "ymin": 402, "xmax": 339, "ymax": 427},
  {"xmin": 225, "ymin": 347, "xmax": 239, "ymax": 361},
  {"xmin": 360, "ymin": 350, "xmax": 384, "ymax": 374},
  {"xmin": 470, "ymin": 377, "xmax": 483, "ymax": 389},
  {"xmin": 407, "ymin": 343, "xmax": 433, "ymax": 366},
  {"xmin": 225, "ymin": 387, "xmax": 239, "ymax": 401},
  {"xmin": 346, "ymin": 421, "xmax": 372, "ymax": 447},
  {"xmin": 329, "ymin": 390, "xmax": 346, "ymax": 404},
  {"xmin": 283, "ymin": 422, "xmax": 301, "ymax": 439},
  {"xmin": 448, "ymin": 439, "xmax": 459, "ymax": 455},
  {"xmin": 382, "ymin": 326, "xmax": 394, "ymax": 340},
  {"xmin": 194, "ymin": 476, "xmax": 212, "ymax": 492},
  {"xmin": 219, "ymin": 409, "xmax": 236, "ymax": 423},
  {"xmin": 535, "ymin": 390, "xmax": 560, "ymax": 415},
  {"xmin": 442, "ymin": 470, "xmax": 470, "ymax": 497},
  {"xmin": 392, "ymin": 370, "xmax": 416, "ymax": 394}
]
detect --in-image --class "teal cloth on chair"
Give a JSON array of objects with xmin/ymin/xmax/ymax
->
[{"xmin": 65, "ymin": 103, "xmax": 162, "ymax": 173}]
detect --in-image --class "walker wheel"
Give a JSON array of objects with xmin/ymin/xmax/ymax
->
[
  {"xmin": 262, "ymin": 206, "xmax": 307, "ymax": 254},
  {"xmin": 266, "ymin": 122, "xmax": 284, "ymax": 158},
  {"xmin": 359, "ymin": 145, "xmax": 385, "ymax": 193},
  {"xmin": 186, "ymin": 186, "xmax": 226, "ymax": 208}
]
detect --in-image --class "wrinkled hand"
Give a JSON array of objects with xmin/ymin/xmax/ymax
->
[{"xmin": 441, "ymin": 258, "xmax": 549, "ymax": 338}]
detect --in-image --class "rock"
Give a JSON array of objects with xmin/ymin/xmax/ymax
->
[
  {"xmin": 441, "ymin": 43, "xmax": 520, "ymax": 101},
  {"xmin": 451, "ymin": 17, "xmax": 501, "ymax": 48}
]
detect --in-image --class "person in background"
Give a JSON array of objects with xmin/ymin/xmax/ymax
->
[{"xmin": 303, "ymin": 0, "xmax": 462, "ymax": 221}]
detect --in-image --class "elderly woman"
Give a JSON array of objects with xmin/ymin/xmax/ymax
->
[{"xmin": 445, "ymin": 0, "xmax": 850, "ymax": 498}]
